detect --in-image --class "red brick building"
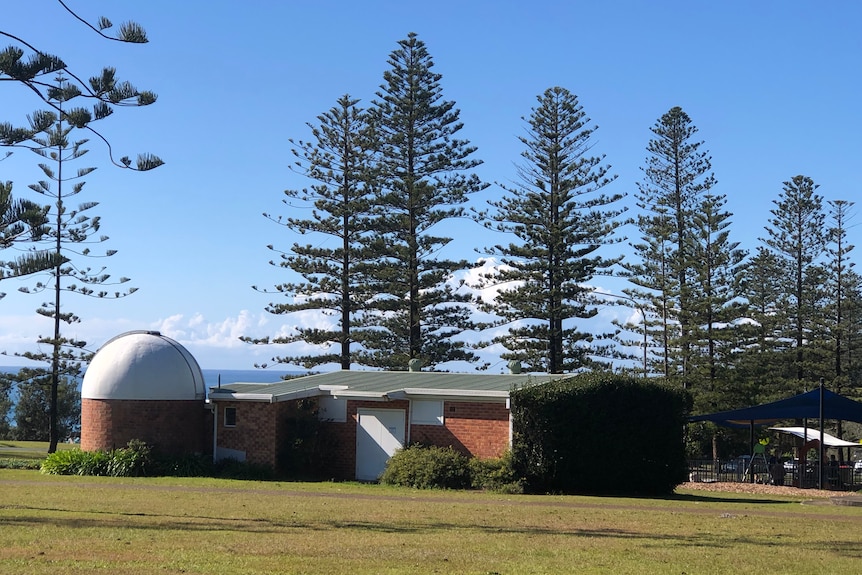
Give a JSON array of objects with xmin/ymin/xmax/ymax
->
[
  {"xmin": 210, "ymin": 370, "xmax": 560, "ymax": 480},
  {"xmin": 80, "ymin": 331, "xmax": 562, "ymax": 481}
]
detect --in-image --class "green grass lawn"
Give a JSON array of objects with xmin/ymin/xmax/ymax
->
[
  {"xmin": 0, "ymin": 441, "xmax": 76, "ymax": 460},
  {"xmin": 1, "ymin": 468, "xmax": 861, "ymax": 574}
]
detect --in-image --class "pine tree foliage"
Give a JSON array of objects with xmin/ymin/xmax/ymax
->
[
  {"xmin": 761, "ymin": 175, "xmax": 826, "ymax": 387},
  {"xmin": 12, "ymin": 85, "xmax": 136, "ymax": 453},
  {"xmin": 364, "ymin": 32, "xmax": 487, "ymax": 370},
  {"xmin": 625, "ymin": 107, "xmax": 716, "ymax": 382},
  {"xmin": 244, "ymin": 95, "xmax": 377, "ymax": 370},
  {"xmin": 476, "ymin": 87, "xmax": 625, "ymax": 374},
  {"xmin": 825, "ymin": 200, "xmax": 856, "ymax": 392},
  {"xmin": 2, "ymin": 6, "xmax": 160, "ymax": 451},
  {"xmin": 687, "ymin": 193, "xmax": 747, "ymax": 410},
  {"xmin": 1, "ymin": 180, "xmax": 55, "ymax": 295},
  {"xmin": 736, "ymin": 247, "xmax": 791, "ymax": 401},
  {"xmin": 622, "ymin": 216, "xmax": 677, "ymax": 377},
  {"xmin": 0, "ymin": 1, "xmax": 162, "ymax": 171},
  {"xmin": 838, "ymin": 271, "xmax": 862, "ymax": 393},
  {"xmin": 0, "ymin": 376, "xmax": 12, "ymax": 438}
]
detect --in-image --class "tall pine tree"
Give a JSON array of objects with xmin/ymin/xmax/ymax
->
[
  {"xmin": 825, "ymin": 200, "xmax": 856, "ymax": 393},
  {"xmin": 477, "ymin": 87, "xmax": 624, "ymax": 373},
  {"xmin": 2, "ymin": 6, "xmax": 160, "ymax": 452},
  {"xmin": 0, "ymin": 3, "xmax": 161, "ymax": 171},
  {"xmin": 623, "ymin": 209, "xmax": 676, "ymax": 376},
  {"xmin": 626, "ymin": 107, "xmax": 716, "ymax": 384},
  {"xmin": 687, "ymin": 193, "xmax": 747, "ymax": 411},
  {"xmin": 14, "ymin": 79, "xmax": 139, "ymax": 452},
  {"xmin": 244, "ymin": 95, "xmax": 377, "ymax": 370},
  {"xmin": 364, "ymin": 33, "xmax": 487, "ymax": 370},
  {"xmin": 761, "ymin": 175, "xmax": 825, "ymax": 389},
  {"xmin": 737, "ymin": 247, "xmax": 791, "ymax": 402}
]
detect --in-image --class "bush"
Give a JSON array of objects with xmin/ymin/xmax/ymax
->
[
  {"xmin": 42, "ymin": 440, "xmax": 151, "ymax": 477},
  {"xmin": 380, "ymin": 444, "xmax": 471, "ymax": 489},
  {"xmin": 38, "ymin": 439, "xmax": 277, "ymax": 480},
  {"xmin": 469, "ymin": 451, "xmax": 523, "ymax": 494},
  {"xmin": 107, "ymin": 439, "xmax": 152, "ymax": 477},
  {"xmin": 41, "ymin": 448, "xmax": 109, "ymax": 475}
]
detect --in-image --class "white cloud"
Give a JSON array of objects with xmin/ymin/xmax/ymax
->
[
  {"xmin": 0, "ymin": 266, "xmax": 647, "ymax": 372},
  {"xmin": 453, "ymin": 257, "xmax": 521, "ymax": 304}
]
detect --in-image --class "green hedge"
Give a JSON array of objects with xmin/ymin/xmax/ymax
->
[{"xmin": 511, "ymin": 372, "xmax": 691, "ymax": 495}]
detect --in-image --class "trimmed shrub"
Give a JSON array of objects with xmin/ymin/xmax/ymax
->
[
  {"xmin": 39, "ymin": 439, "xmax": 276, "ymax": 480},
  {"xmin": 380, "ymin": 444, "xmax": 471, "ymax": 489},
  {"xmin": 511, "ymin": 372, "xmax": 691, "ymax": 496}
]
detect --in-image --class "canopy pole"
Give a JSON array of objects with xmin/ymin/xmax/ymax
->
[
  {"xmin": 749, "ymin": 420, "xmax": 755, "ymax": 484},
  {"xmin": 819, "ymin": 378, "xmax": 825, "ymax": 490}
]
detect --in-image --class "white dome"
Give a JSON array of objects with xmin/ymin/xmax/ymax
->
[{"xmin": 82, "ymin": 331, "xmax": 206, "ymax": 400}]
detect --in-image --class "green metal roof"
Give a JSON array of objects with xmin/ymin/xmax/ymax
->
[{"xmin": 208, "ymin": 370, "xmax": 566, "ymax": 403}]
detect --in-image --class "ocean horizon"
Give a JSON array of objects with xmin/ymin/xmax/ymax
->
[
  {"xmin": 1, "ymin": 367, "xmax": 306, "ymax": 405},
  {"xmin": 201, "ymin": 368, "xmax": 303, "ymax": 388}
]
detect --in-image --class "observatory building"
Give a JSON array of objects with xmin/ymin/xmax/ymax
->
[{"xmin": 80, "ymin": 330, "xmax": 209, "ymax": 455}]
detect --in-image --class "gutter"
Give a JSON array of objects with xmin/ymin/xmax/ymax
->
[
  {"xmin": 387, "ymin": 388, "xmax": 510, "ymax": 401},
  {"xmin": 208, "ymin": 392, "xmax": 275, "ymax": 403}
]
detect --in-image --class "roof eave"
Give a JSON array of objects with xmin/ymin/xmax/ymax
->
[
  {"xmin": 388, "ymin": 388, "xmax": 510, "ymax": 401},
  {"xmin": 208, "ymin": 392, "xmax": 275, "ymax": 403}
]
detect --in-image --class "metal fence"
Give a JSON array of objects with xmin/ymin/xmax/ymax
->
[{"xmin": 687, "ymin": 458, "xmax": 862, "ymax": 491}]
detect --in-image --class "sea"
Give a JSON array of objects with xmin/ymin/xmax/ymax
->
[
  {"xmin": 1, "ymin": 367, "xmax": 303, "ymax": 411},
  {"xmin": 202, "ymin": 368, "xmax": 301, "ymax": 388}
]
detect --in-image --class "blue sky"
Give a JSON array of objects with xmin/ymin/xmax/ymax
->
[{"xmin": 1, "ymin": 1, "xmax": 860, "ymax": 371}]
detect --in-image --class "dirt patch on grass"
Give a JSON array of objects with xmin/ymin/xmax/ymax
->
[{"xmin": 679, "ymin": 481, "xmax": 858, "ymax": 499}]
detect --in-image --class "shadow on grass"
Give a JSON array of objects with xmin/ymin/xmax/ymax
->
[
  {"xmin": 4, "ymin": 504, "xmax": 862, "ymax": 555},
  {"xmin": 515, "ymin": 490, "xmax": 792, "ymax": 506},
  {"xmin": 1, "ymin": 504, "xmax": 638, "ymax": 537},
  {"xmin": 652, "ymin": 492, "xmax": 790, "ymax": 505}
]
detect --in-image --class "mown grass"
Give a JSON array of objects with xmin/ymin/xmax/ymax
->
[
  {"xmin": 0, "ymin": 441, "xmax": 78, "ymax": 470},
  {"xmin": 0, "ymin": 441, "xmax": 76, "ymax": 460},
  {"xmin": 1, "ymin": 469, "xmax": 862, "ymax": 574}
]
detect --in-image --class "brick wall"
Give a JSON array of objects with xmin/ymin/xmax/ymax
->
[
  {"xmin": 322, "ymin": 399, "xmax": 510, "ymax": 478},
  {"xmin": 215, "ymin": 400, "xmax": 287, "ymax": 468},
  {"xmin": 411, "ymin": 401, "xmax": 510, "ymax": 459},
  {"xmin": 206, "ymin": 397, "xmax": 510, "ymax": 479},
  {"xmin": 81, "ymin": 398, "xmax": 209, "ymax": 455}
]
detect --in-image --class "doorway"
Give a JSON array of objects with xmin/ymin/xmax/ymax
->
[{"xmin": 355, "ymin": 408, "xmax": 405, "ymax": 481}]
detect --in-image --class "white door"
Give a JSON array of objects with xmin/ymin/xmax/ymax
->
[{"xmin": 355, "ymin": 408, "xmax": 405, "ymax": 481}]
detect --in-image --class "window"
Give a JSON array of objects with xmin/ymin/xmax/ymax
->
[
  {"xmin": 411, "ymin": 400, "xmax": 443, "ymax": 426},
  {"xmin": 224, "ymin": 407, "xmax": 237, "ymax": 427},
  {"xmin": 318, "ymin": 396, "xmax": 347, "ymax": 422}
]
